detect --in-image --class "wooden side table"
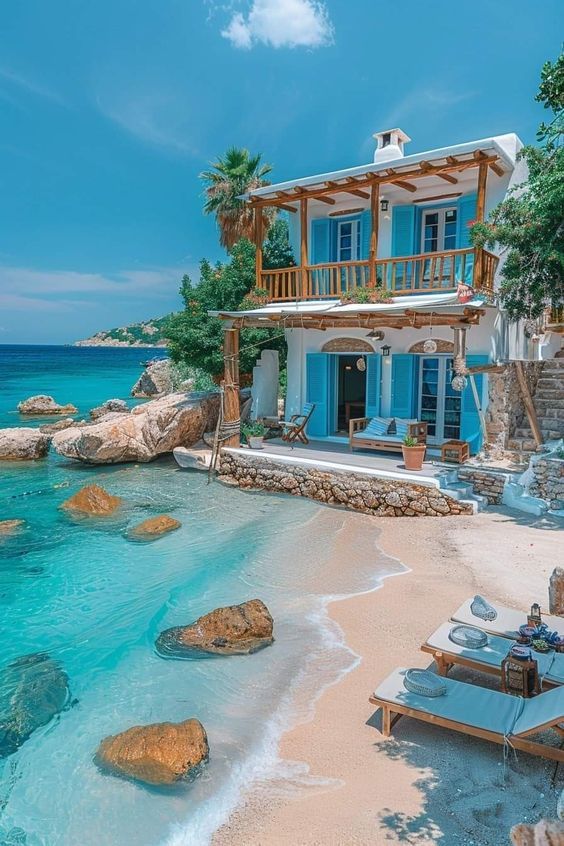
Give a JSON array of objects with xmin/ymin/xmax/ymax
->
[{"xmin": 441, "ymin": 439, "xmax": 470, "ymax": 464}]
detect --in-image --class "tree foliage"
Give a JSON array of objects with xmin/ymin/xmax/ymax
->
[{"xmin": 471, "ymin": 50, "xmax": 564, "ymax": 320}]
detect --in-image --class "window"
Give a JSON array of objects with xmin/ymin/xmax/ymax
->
[
  {"xmin": 421, "ymin": 207, "xmax": 458, "ymax": 254},
  {"xmin": 337, "ymin": 220, "xmax": 360, "ymax": 262}
]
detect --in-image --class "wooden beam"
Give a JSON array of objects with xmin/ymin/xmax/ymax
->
[
  {"xmin": 392, "ymin": 180, "xmax": 417, "ymax": 193},
  {"xmin": 515, "ymin": 361, "xmax": 543, "ymax": 447},
  {"xmin": 419, "ymin": 161, "xmax": 457, "ymax": 184},
  {"xmin": 326, "ymin": 180, "xmax": 370, "ymax": 199},
  {"xmin": 316, "ymin": 195, "xmax": 336, "ymax": 205},
  {"xmin": 300, "ymin": 197, "xmax": 308, "ymax": 299},
  {"xmin": 413, "ymin": 192, "xmax": 462, "ymax": 204},
  {"xmin": 222, "ymin": 328, "xmax": 240, "ymax": 448},
  {"xmin": 438, "ymin": 173, "xmax": 458, "ymax": 185},
  {"xmin": 465, "ymin": 362, "xmax": 506, "ymax": 375},
  {"xmin": 277, "ymin": 203, "xmax": 298, "ymax": 213},
  {"xmin": 369, "ymin": 182, "xmax": 379, "ymax": 287},
  {"xmin": 255, "ymin": 209, "xmax": 263, "ymax": 290},
  {"xmin": 489, "ymin": 161, "xmax": 504, "ymax": 177}
]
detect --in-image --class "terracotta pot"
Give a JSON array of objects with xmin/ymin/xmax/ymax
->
[{"xmin": 402, "ymin": 444, "xmax": 426, "ymax": 471}]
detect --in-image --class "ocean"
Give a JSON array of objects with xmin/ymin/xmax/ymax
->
[{"xmin": 0, "ymin": 345, "xmax": 401, "ymax": 845}]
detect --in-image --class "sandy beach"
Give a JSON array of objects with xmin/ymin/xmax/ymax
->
[{"xmin": 214, "ymin": 507, "xmax": 563, "ymax": 846}]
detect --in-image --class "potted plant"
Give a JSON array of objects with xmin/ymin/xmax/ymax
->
[
  {"xmin": 401, "ymin": 435, "xmax": 426, "ymax": 471},
  {"xmin": 242, "ymin": 422, "xmax": 267, "ymax": 450}
]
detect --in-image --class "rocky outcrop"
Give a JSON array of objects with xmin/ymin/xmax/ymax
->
[
  {"xmin": 0, "ymin": 428, "xmax": 50, "ymax": 461},
  {"xmin": 52, "ymin": 391, "xmax": 220, "ymax": 464},
  {"xmin": 549, "ymin": 568, "xmax": 564, "ymax": 616},
  {"xmin": 131, "ymin": 360, "xmax": 173, "ymax": 398},
  {"xmin": 510, "ymin": 819, "xmax": 564, "ymax": 845},
  {"xmin": 128, "ymin": 515, "xmax": 181, "ymax": 541},
  {"xmin": 0, "ymin": 519, "xmax": 25, "ymax": 536},
  {"xmin": 39, "ymin": 418, "xmax": 77, "ymax": 434},
  {"xmin": 61, "ymin": 484, "xmax": 122, "ymax": 516},
  {"xmin": 17, "ymin": 395, "xmax": 78, "ymax": 416},
  {"xmin": 0, "ymin": 653, "xmax": 70, "ymax": 758},
  {"xmin": 95, "ymin": 718, "xmax": 208, "ymax": 785},
  {"xmin": 90, "ymin": 399, "xmax": 129, "ymax": 420},
  {"xmin": 156, "ymin": 599, "xmax": 274, "ymax": 657}
]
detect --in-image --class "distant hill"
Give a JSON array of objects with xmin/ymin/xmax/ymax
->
[{"xmin": 74, "ymin": 315, "xmax": 173, "ymax": 347}]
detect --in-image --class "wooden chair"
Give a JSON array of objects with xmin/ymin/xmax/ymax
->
[{"xmin": 280, "ymin": 403, "xmax": 316, "ymax": 445}]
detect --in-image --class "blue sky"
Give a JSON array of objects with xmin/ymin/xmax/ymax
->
[{"xmin": 0, "ymin": 0, "xmax": 562, "ymax": 344}]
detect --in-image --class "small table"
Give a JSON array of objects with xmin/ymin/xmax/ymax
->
[{"xmin": 441, "ymin": 439, "xmax": 470, "ymax": 464}]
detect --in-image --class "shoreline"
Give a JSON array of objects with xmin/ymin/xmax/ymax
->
[{"xmin": 213, "ymin": 507, "xmax": 562, "ymax": 845}]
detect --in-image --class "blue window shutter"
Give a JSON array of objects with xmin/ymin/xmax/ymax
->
[
  {"xmin": 390, "ymin": 354, "xmax": 417, "ymax": 419},
  {"xmin": 306, "ymin": 353, "xmax": 330, "ymax": 437},
  {"xmin": 457, "ymin": 194, "xmax": 477, "ymax": 248},
  {"xmin": 460, "ymin": 353, "xmax": 489, "ymax": 454},
  {"xmin": 287, "ymin": 211, "xmax": 300, "ymax": 264},
  {"xmin": 365, "ymin": 355, "xmax": 381, "ymax": 418},
  {"xmin": 310, "ymin": 219, "xmax": 330, "ymax": 265},
  {"xmin": 360, "ymin": 210, "xmax": 371, "ymax": 260},
  {"xmin": 391, "ymin": 206, "xmax": 416, "ymax": 257}
]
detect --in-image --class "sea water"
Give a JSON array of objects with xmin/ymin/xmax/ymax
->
[{"xmin": 0, "ymin": 347, "xmax": 403, "ymax": 846}]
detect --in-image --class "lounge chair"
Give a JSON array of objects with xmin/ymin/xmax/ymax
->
[
  {"xmin": 369, "ymin": 667, "xmax": 564, "ymax": 762},
  {"xmin": 280, "ymin": 403, "xmax": 316, "ymax": 445},
  {"xmin": 349, "ymin": 416, "xmax": 427, "ymax": 453},
  {"xmin": 451, "ymin": 598, "xmax": 564, "ymax": 640},
  {"xmin": 422, "ymin": 622, "xmax": 564, "ymax": 688}
]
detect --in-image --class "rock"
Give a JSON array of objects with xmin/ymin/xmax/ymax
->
[
  {"xmin": 61, "ymin": 484, "xmax": 122, "ymax": 516},
  {"xmin": 0, "ymin": 428, "xmax": 50, "ymax": 461},
  {"xmin": 510, "ymin": 820, "xmax": 564, "ymax": 845},
  {"xmin": 52, "ymin": 391, "xmax": 220, "ymax": 464},
  {"xmin": 0, "ymin": 519, "xmax": 25, "ymax": 536},
  {"xmin": 39, "ymin": 418, "xmax": 76, "ymax": 434},
  {"xmin": 0, "ymin": 653, "xmax": 70, "ymax": 758},
  {"xmin": 95, "ymin": 718, "xmax": 208, "ymax": 785},
  {"xmin": 90, "ymin": 399, "xmax": 130, "ymax": 420},
  {"xmin": 17, "ymin": 395, "xmax": 77, "ymax": 416},
  {"xmin": 129, "ymin": 515, "xmax": 181, "ymax": 541},
  {"xmin": 131, "ymin": 360, "xmax": 173, "ymax": 398},
  {"xmin": 549, "ymin": 568, "xmax": 564, "ymax": 616},
  {"xmin": 156, "ymin": 599, "xmax": 274, "ymax": 657}
]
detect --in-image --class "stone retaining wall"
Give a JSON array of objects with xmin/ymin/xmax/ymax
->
[
  {"xmin": 485, "ymin": 362, "xmax": 543, "ymax": 459},
  {"xmin": 457, "ymin": 468, "xmax": 507, "ymax": 505},
  {"xmin": 529, "ymin": 457, "xmax": 564, "ymax": 511},
  {"xmin": 219, "ymin": 451, "xmax": 473, "ymax": 517}
]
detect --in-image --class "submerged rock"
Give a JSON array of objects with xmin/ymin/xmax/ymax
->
[
  {"xmin": 17, "ymin": 395, "xmax": 77, "ymax": 416},
  {"xmin": 90, "ymin": 399, "xmax": 129, "ymax": 421},
  {"xmin": 0, "ymin": 653, "xmax": 70, "ymax": 758},
  {"xmin": 128, "ymin": 515, "xmax": 181, "ymax": 541},
  {"xmin": 156, "ymin": 599, "xmax": 274, "ymax": 657},
  {"xmin": 52, "ymin": 391, "xmax": 220, "ymax": 464},
  {"xmin": 61, "ymin": 484, "xmax": 122, "ymax": 516},
  {"xmin": 510, "ymin": 819, "xmax": 564, "ymax": 845},
  {"xmin": 131, "ymin": 360, "xmax": 173, "ymax": 398},
  {"xmin": 0, "ymin": 519, "xmax": 25, "ymax": 536},
  {"xmin": 95, "ymin": 718, "xmax": 208, "ymax": 785},
  {"xmin": 39, "ymin": 418, "xmax": 76, "ymax": 435},
  {"xmin": 0, "ymin": 428, "xmax": 50, "ymax": 461}
]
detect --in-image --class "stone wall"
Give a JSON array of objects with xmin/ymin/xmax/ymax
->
[
  {"xmin": 529, "ymin": 457, "xmax": 564, "ymax": 511},
  {"xmin": 457, "ymin": 468, "xmax": 508, "ymax": 505},
  {"xmin": 485, "ymin": 362, "xmax": 543, "ymax": 459},
  {"xmin": 219, "ymin": 451, "xmax": 473, "ymax": 517}
]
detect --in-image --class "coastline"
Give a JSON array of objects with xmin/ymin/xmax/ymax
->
[{"xmin": 213, "ymin": 507, "xmax": 562, "ymax": 845}]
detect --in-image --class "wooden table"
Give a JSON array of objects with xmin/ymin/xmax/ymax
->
[{"xmin": 440, "ymin": 439, "xmax": 470, "ymax": 464}]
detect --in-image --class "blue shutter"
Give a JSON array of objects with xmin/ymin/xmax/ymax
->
[
  {"xmin": 287, "ymin": 211, "xmax": 300, "ymax": 265},
  {"xmin": 457, "ymin": 194, "xmax": 477, "ymax": 248},
  {"xmin": 391, "ymin": 206, "xmax": 416, "ymax": 257},
  {"xmin": 306, "ymin": 353, "xmax": 330, "ymax": 437},
  {"xmin": 365, "ymin": 355, "xmax": 381, "ymax": 418},
  {"xmin": 310, "ymin": 219, "xmax": 331, "ymax": 265},
  {"xmin": 390, "ymin": 354, "xmax": 417, "ymax": 419},
  {"xmin": 460, "ymin": 353, "xmax": 489, "ymax": 454},
  {"xmin": 360, "ymin": 210, "xmax": 371, "ymax": 260}
]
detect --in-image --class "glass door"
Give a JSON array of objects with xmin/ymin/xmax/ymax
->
[
  {"xmin": 418, "ymin": 356, "xmax": 461, "ymax": 443},
  {"xmin": 420, "ymin": 207, "xmax": 457, "ymax": 288}
]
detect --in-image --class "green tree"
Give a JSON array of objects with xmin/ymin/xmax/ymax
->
[
  {"xmin": 263, "ymin": 217, "xmax": 296, "ymax": 268},
  {"xmin": 471, "ymin": 50, "xmax": 564, "ymax": 320},
  {"xmin": 200, "ymin": 147, "xmax": 275, "ymax": 250}
]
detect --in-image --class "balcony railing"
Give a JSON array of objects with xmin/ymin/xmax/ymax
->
[{"xmin": 259, "ymin": 248, "xmax": 498, "ymax": 303}]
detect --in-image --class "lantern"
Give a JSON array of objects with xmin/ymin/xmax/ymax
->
[
  {"xmin": 381, "ymin": 344, "xmax": 391, "ymax": 357},
  {"xmin": 527, "ymin": 603, "xmax": 542, "ymax": 628},
  {"xmin": 451, "ymin": 374, "xmax": 467, "ymax": 392},
  {"xmin": 501, "ymin": 646, "xmax": 539, "ymax": 698}
]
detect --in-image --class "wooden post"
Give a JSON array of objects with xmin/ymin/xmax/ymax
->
[
  {"xmin": 369, "ymin": 181, "xmax": 379, "ymax": 287},
  {"xmin": 300, "ymin": 197, "xmax": 308, "ymax": 300},
  {"xmin": 222, "ymin": 327, "xmax": 240, "ymax": 448},
  {"xmin": 515, "ymin": 361, "xmax": 543, "ymax": 448},
  {"xmin": 255, "ymin": 210, "xmax": 263, "ymax": 291},
  {"xmin": 474, "ymin": 162, "xmax": 488, "ymax": 290}
]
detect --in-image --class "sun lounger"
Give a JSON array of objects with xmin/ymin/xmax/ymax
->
[
  {"xmin": 369, "ymin": 667, "xmax": 564, "ymax": 762},
  {"xmin": 451, "ymin": 598, "xmax": 564, "ymax": 640},
  {"xmin": 422, "ymin": 622, "xmax": 564, "ymax": 687}
]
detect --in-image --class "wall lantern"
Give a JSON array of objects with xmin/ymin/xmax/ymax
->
[
  {"xmin": 380, "ymin": 198, "xmax": 389, "ymax": 213},
  {"xmin": 381, "ymin": 344, "xmax": 391, "ymax": 357}
]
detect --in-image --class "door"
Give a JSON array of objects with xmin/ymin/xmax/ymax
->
[
  {"xmin": 334, "ymin": 354, "xmax": 367, "ymax": 433},
  {"xmin": 418, "ymin": 356, "xmax": 461, "ymax": 444},
  {"xmin": 420, "ymin": 207, "xmax": 458, "ymax": 288}
]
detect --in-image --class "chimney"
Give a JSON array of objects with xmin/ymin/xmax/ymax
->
[{"xmin": 373, "ymin": 128, "xmax": 411, "ymax": 163}]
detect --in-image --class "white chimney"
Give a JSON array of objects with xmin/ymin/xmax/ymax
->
[{"xmin": 373, "ymin": 128, "xmax": 411, "ymax": 163}]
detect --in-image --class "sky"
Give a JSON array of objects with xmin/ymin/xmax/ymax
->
[{"xmin": 0, "ymin": 0, "xmax": 562, "ymax": 344}]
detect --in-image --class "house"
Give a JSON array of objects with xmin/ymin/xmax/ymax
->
[{"xmin": 214, "ymin": 129, "xmax": 562, "ymax": 458}]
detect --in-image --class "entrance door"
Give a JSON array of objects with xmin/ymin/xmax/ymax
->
[
  {"xmin": 335, "ymin": 354, "xmax": 366, "ymax": 433},
  {"xmin": 420, "ymin": 207, "xmax": 458, "ymax": 288},
  {"xmin": 418, "ymin": 356, "xmax": 462, "ymax": 443}
]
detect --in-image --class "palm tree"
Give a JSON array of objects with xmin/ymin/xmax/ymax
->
[{"xmin": 200, "ymin": 147, "xmax": 275, "ymax": 250}]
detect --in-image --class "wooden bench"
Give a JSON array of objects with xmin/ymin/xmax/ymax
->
[{"xmin": 349, "ymin": 417, "xmax": 427, "ymax": 453}]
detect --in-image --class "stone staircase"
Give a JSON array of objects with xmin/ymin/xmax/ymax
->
[
  {"xmin": 508, "ymin": 360, "xmax": 564, "ymax": 455},
  {"xmin": 439, "ymin": 470, "xmax": 488, "ymax": 513}
]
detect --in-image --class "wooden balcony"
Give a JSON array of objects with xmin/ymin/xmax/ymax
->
[{"xmin": 259, "ymin": 248, "xmax": 498, "ymax": 303}]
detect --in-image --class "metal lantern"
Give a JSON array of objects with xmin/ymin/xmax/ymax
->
[
  {"xmin": 356, "ymin": 357, "xmax": 366, "ymax": 372},
  {"xmin": 527, "ymin": 603, "xmax": 542, "ymax": 628},
  {"xmin": 423, "ymin": 338, "xmax": 437, "ymax": 354},
  {"xmin": 451, "ymin": 374, "xmax": 467, "ymax": 392},
  {"xmin": 381, "ymin": 344, "xmax": 391, "ymax": 357}
]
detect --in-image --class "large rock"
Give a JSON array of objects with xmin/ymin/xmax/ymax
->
[
  {"xmin": 17, "ymin": 395, "xmax": 77, "ymax": 416},
  {"xmin": 131, "ymin": 360, "xmax": 173, "ymax": 398},
  {"xmin": 39, "ymin": 418, "xmax": 77, "ymax": 434},
  {"xmin": 129, "ymin": 515, "xmax": 181, "ymax": 541},
  {"xmin": 61, "ymin": 484, "xmax": 122, "ymax": 516},
  {"xmin": 90, "ymin": 399, "xmax": 129, "ymax": 420},
  {"xmin": 549, "ymin": 567, "xmax": 564, "ymax": 616},
  {"xmin": 95, "ymin": 718, "xmax": 208, "ymax": 785},
  {"xmin": 52, "ymin": 391, "xmax": 220, "ymax": 464},
  {"xmin": 0, "ymin": 428, "xmax": 50, "ymax": 461},
  {"xmin": 0, "ymin": 519, "xmax": 25, "ymax": 536},
  {"xmin": 156, "ymin": 599, "xmax": 274, "ymax": 657},
  {"xmin": 0, "ymin": 653, "xmax": 70, "ymax": 758},
  {"xmin": 510, "ymin": 819, "xmax": 564, "ymax": 845}
]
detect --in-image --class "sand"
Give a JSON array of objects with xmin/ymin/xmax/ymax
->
[{"xmin": 213, "ymin": 507, "xmax": 563, "ymax": 846}]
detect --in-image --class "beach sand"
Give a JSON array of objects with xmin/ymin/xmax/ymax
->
[{"xmin": 213, "ymin": 507, "xmax": 563, "ymax": 845}]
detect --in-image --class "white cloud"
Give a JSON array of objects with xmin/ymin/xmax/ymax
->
[
  {"xmin": 0, "ymin": 67, "xmax": 66, "ymax": 106},
  {"xmin": 221, "ymin": 0, "xmax": 334, "ymax": 50}
]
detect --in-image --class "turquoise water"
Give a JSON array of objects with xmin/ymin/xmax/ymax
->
[{"xmin": 0, "ymin": 346, "xmax": 401, "ymax": 845}]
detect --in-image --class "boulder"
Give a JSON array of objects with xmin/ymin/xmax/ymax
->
[
  {"xmin": 131, "ymin": 360, "xmax": 173, "ymax": 398},
  {"xmin": 61, "ymin": 484, "xmax": 122, "ymax": 516},
  {"xmin": 0, "ymin": 519, "xmax": 25, "ymax": 536},
  {"xmin": 95, "ymin": 718, "xmax": 208, "ymax": 785},
  {"xmin": 156, "ymin": 599, "xmax": 274, "ymax": 657},
  {"xmin": 90, "ymin": 399, "xmax": 129, "ymax": 421},
  {"xmin": 52, "ymin": 391, "xmax": 220, "ymax": 464},
  {"xmin": 0, "ymin": 653, "xmax": 70, "ymax": 758},
  {"xmin": 510, "ymin": 820, "xmax": 564, "ymax": 845},
  {"xmin": 39, "ymin": 418, "xmax": 76, "ymax": 434},
  {"xmin": 549, "ymin": 567, "xmax": 564, "ymax": 616},
  {"xmin": 17, "ymin": 395, "xmax": 77, "ymax": 416},
  {"xmin": 0, "ymin": 428, "xmax": 50, "ymax": 461},
  {"xmin": 128, "ymin": 515, "xmax": 181, "ymax": 541}
]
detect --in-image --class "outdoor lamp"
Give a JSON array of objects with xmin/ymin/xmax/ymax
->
[
  {"xmin": 380, "ymin": 198, "xmax": 389, "ymax": 213},
  {"xmin": 381, "ymin": 344, "xmax": 391, "ymax": 357}
]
